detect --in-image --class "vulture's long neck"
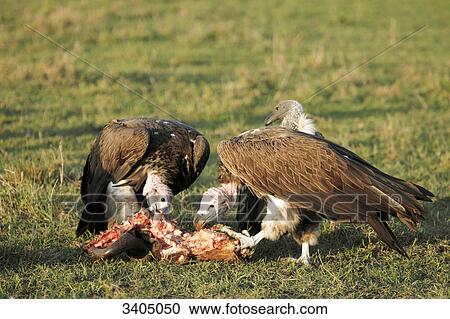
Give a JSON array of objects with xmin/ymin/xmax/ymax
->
[
  {"xmin": 281, "ymin": 108, "xmax": 316, "ymax": 135},
  {"xmin": 143, "ymin": 173, "xmax": 172, "ymax": 196},
  {"xmin": 212, "ymin": 182, "xmax": 238, "ymax": 209}
]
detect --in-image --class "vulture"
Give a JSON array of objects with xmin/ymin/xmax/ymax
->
[
  {"xmin": 195, "ymin": 100, "xmax": 326, "ymax": 264},
  {"xmin": 76, "ymin": 117, "xmax": 210, "ymax": 237},
  {"xmin": 193, "ymin": 126, "xmax": 433, "ymax": 263}
]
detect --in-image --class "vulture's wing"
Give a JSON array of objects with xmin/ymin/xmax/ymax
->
[
  {"xmin": 236, "ymin": 131, "xmax": 326, "ymax": 234},
  {"xmin": 192, "ymin": 135, "xmax": 210, "ymax": 178},
  {"xmin": 327, "ymin": 140, "xmax": 433, "ymax": 201},
  {"xmin": 77, "ymin": 119, "xmax": 151, "ymax": 236},
  {"xmin": 314, "ymin": 131, "xmax": 325, "ymax": 139},
  {"xmin": 99, "ymin": 119, "xmax": 151, "ymax": 183},
  {"xmin": 218, "ymin": 127, "xmax": 433, "ymax": 256}
]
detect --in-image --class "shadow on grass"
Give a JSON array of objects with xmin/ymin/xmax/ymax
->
[
  {"xmin": 1, "ymin": 121, "xmax": 100, "ymax": 147},
  {"xmin": 0, "ymin": 244, "xmax": 84, "ymax": 273},
  {"xmin": 250, "ymin": 225, "xmax": 368, "ymax": 262},
  {"xmin": 188, "ymin": 97, "xmax": 269, "ymax": 135},
  {"xmin": 120, "ymin": 70, "xmax": 222, "ymax": 86},
  {"xmin": 315, "ymin": 104, "xmax": 411, "ymax": 120},
  {"xmin": 248, "ymin": 198, "xmax": 449, "ymax": 261},
  {"xmin": 417, "ymin": 197, "xmax": 450, "ymax": 244}
]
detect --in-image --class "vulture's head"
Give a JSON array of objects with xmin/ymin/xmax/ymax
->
[
  {"xmin": 143, "ymin": 175, "xmax": 173, "ymax": 215},
  {"xmin": 264, "ymin": 100, "xmax": 304, "ymax": 126},
  {"xmin": 193, "ymin": 186, "xmax": 235, "ymax": 230}
]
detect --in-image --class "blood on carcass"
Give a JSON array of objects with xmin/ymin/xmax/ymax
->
[{"xmin": 84, "ymin": 209, "xmax": 251, "ymax": 263}]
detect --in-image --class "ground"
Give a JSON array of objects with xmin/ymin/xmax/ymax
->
[{"xmin": 0, "ymin": 0, "xmax": 449, "ymax": 298}]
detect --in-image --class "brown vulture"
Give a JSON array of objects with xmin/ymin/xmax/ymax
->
[
  {"xmin": 76, "ymin": 117, "xmax": 210, "ymax": 237},
  {"xmin": 195, "ymin": 100, "xmax": 325, "ymax": 264},
  {"xmin": 193, "ymin": 126, "xmax": 433, "ymax": 263}
]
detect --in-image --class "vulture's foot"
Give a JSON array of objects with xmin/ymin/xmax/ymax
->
[
  {"xmin": 218, "ymin": 226, "xmax": 258, "ymax": 251},
  {"xmin": 296, "ymin": 255, "xmax": 315, "ymax": 268}
]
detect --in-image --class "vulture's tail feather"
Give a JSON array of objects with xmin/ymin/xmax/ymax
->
[
  {"xmin": 367, "ymin": 215, "xmax": 408, "ymax": 258},
  {"xmin": 412, "ymin": 183, "xmax": 434, "ymax": 200}
]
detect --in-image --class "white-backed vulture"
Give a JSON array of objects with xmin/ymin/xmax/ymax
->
[
  {"xmin": 194, "ymin": 126, "xmax": 433, "ymax": 262},
  {"xmin": 76, "ymin": 117, "xmax": 210, "ymax": 236},
  {"xmin": 195, "ymin": 100, "xmax": 325, "ymax": 264}
]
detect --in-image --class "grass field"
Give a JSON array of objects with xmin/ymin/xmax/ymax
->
[{"xmin": 0, "ymin": 0, "xmax": 449, "ymax": 298}]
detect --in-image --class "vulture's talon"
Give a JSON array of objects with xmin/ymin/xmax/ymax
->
[
  {"xmin": 216, "ymin": 225, "xmax": 236, "ymax": 236},
  {"xmin": 217, "ymin": 226, "xmax": 256, "ymax": 250},
  {"xmin": 241, "ymin": 229, "xmax": 251, "ymax": 237},
  {"xmin": 296, "ymin": 256, "xmax": 317, "ymax": 268}
]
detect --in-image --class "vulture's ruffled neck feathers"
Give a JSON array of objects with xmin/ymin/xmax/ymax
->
[
  {"xmin": 143, "ymin": 173, "xmax": 173, "ymax": 197},
  {"xmin": 281, "ymin": 104, "xmax": 316, "ymax": 135}
]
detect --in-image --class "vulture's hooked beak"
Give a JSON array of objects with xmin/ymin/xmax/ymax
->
[
  {"xmin": 264, "ymin": 109, "xmax": 284, "ymax": 126},
  {"xmin": 193, "ymin": 214, "xmax": 207, "ymax": 231},
  {"xmin": 193, "ymin": 203, "xmax": 220, "ymax": 230},
  {"xmin": 264, "ymin": 113, "xmax": 274, "ymax": 126},
  {"xmin": 193, "ymin": 205, "xmax": 219, "ymax": 230},
  {"xmin": 90, "ymin": 230, "xmax": 152, "ymax": 259}
]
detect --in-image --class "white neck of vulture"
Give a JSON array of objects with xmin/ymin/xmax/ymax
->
[
  {"xmin": 209, "ymin": 182, "xmax": 238, "ymax": 211},
  {"xmin": 143, "ymin": 173, "xmax": 173, "ymax": 214},
  {"xmin": 195, "ymin": 182, "xmax": 238, "ymax": 227},
  {"xmin": 281, "ymin": 106, "xmax": 316, "ymax": 135}
]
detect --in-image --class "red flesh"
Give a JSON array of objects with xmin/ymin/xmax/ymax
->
[{"xmin": 84, "ymin": 209, "xmax": 249, "ymax": 263}]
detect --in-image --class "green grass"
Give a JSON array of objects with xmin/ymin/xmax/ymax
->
[{"xmin": 0, "ymin": 0, "xmax": 449, "ymax": 298}]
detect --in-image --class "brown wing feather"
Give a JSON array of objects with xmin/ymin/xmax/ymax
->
[
  {"xmin": 78, "ymin": 118, "xmax": 210, "ymax": 236},
  {"xmin": 217, "ymin": 127, "xmax": 432, "ymax": 229},
  {"xmin": 100, "ymin": 119, "xmax": 151, "ymax": 182},
  {"xmin": 192, "ymin": 135, "xmax": 210, "ymax": 178},
  {"xmin": 77, "ymin": 119, "xmax": 151, "ymax": 236}
]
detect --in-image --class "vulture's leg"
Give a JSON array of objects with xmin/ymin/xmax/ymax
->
[
  {"xmin": 224, "ymin": 196, "xmax": 306, "ymax": 251},
  {"xmin": 291, "ymin": 218, "xmax": 321, "ymax": 266},
  {"xmin": 219, "ymin": 226, "xmax": 265, "ymax": 250},
  {"xmin": 260, "ymin": 196, "xmax": 301, "ymax": 241},
  {"xmin": 106, "ymin": 182, "xmax": 139, "ymax": 225},
  {"xmin": 299, "ymin": 242, "xmax": 311, "ymax": 265},
  {"xmin": 241, "ymin": 230, "xmax": 265, "ymax": 249}
]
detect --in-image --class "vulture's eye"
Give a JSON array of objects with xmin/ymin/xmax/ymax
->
[
  {"xmin": 161, "ymin": 198, "xmax": 166, "ymax": 202},
  {"xmin": 275, "ymin": 106, "xmax": 279, "ymax": 110}
]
